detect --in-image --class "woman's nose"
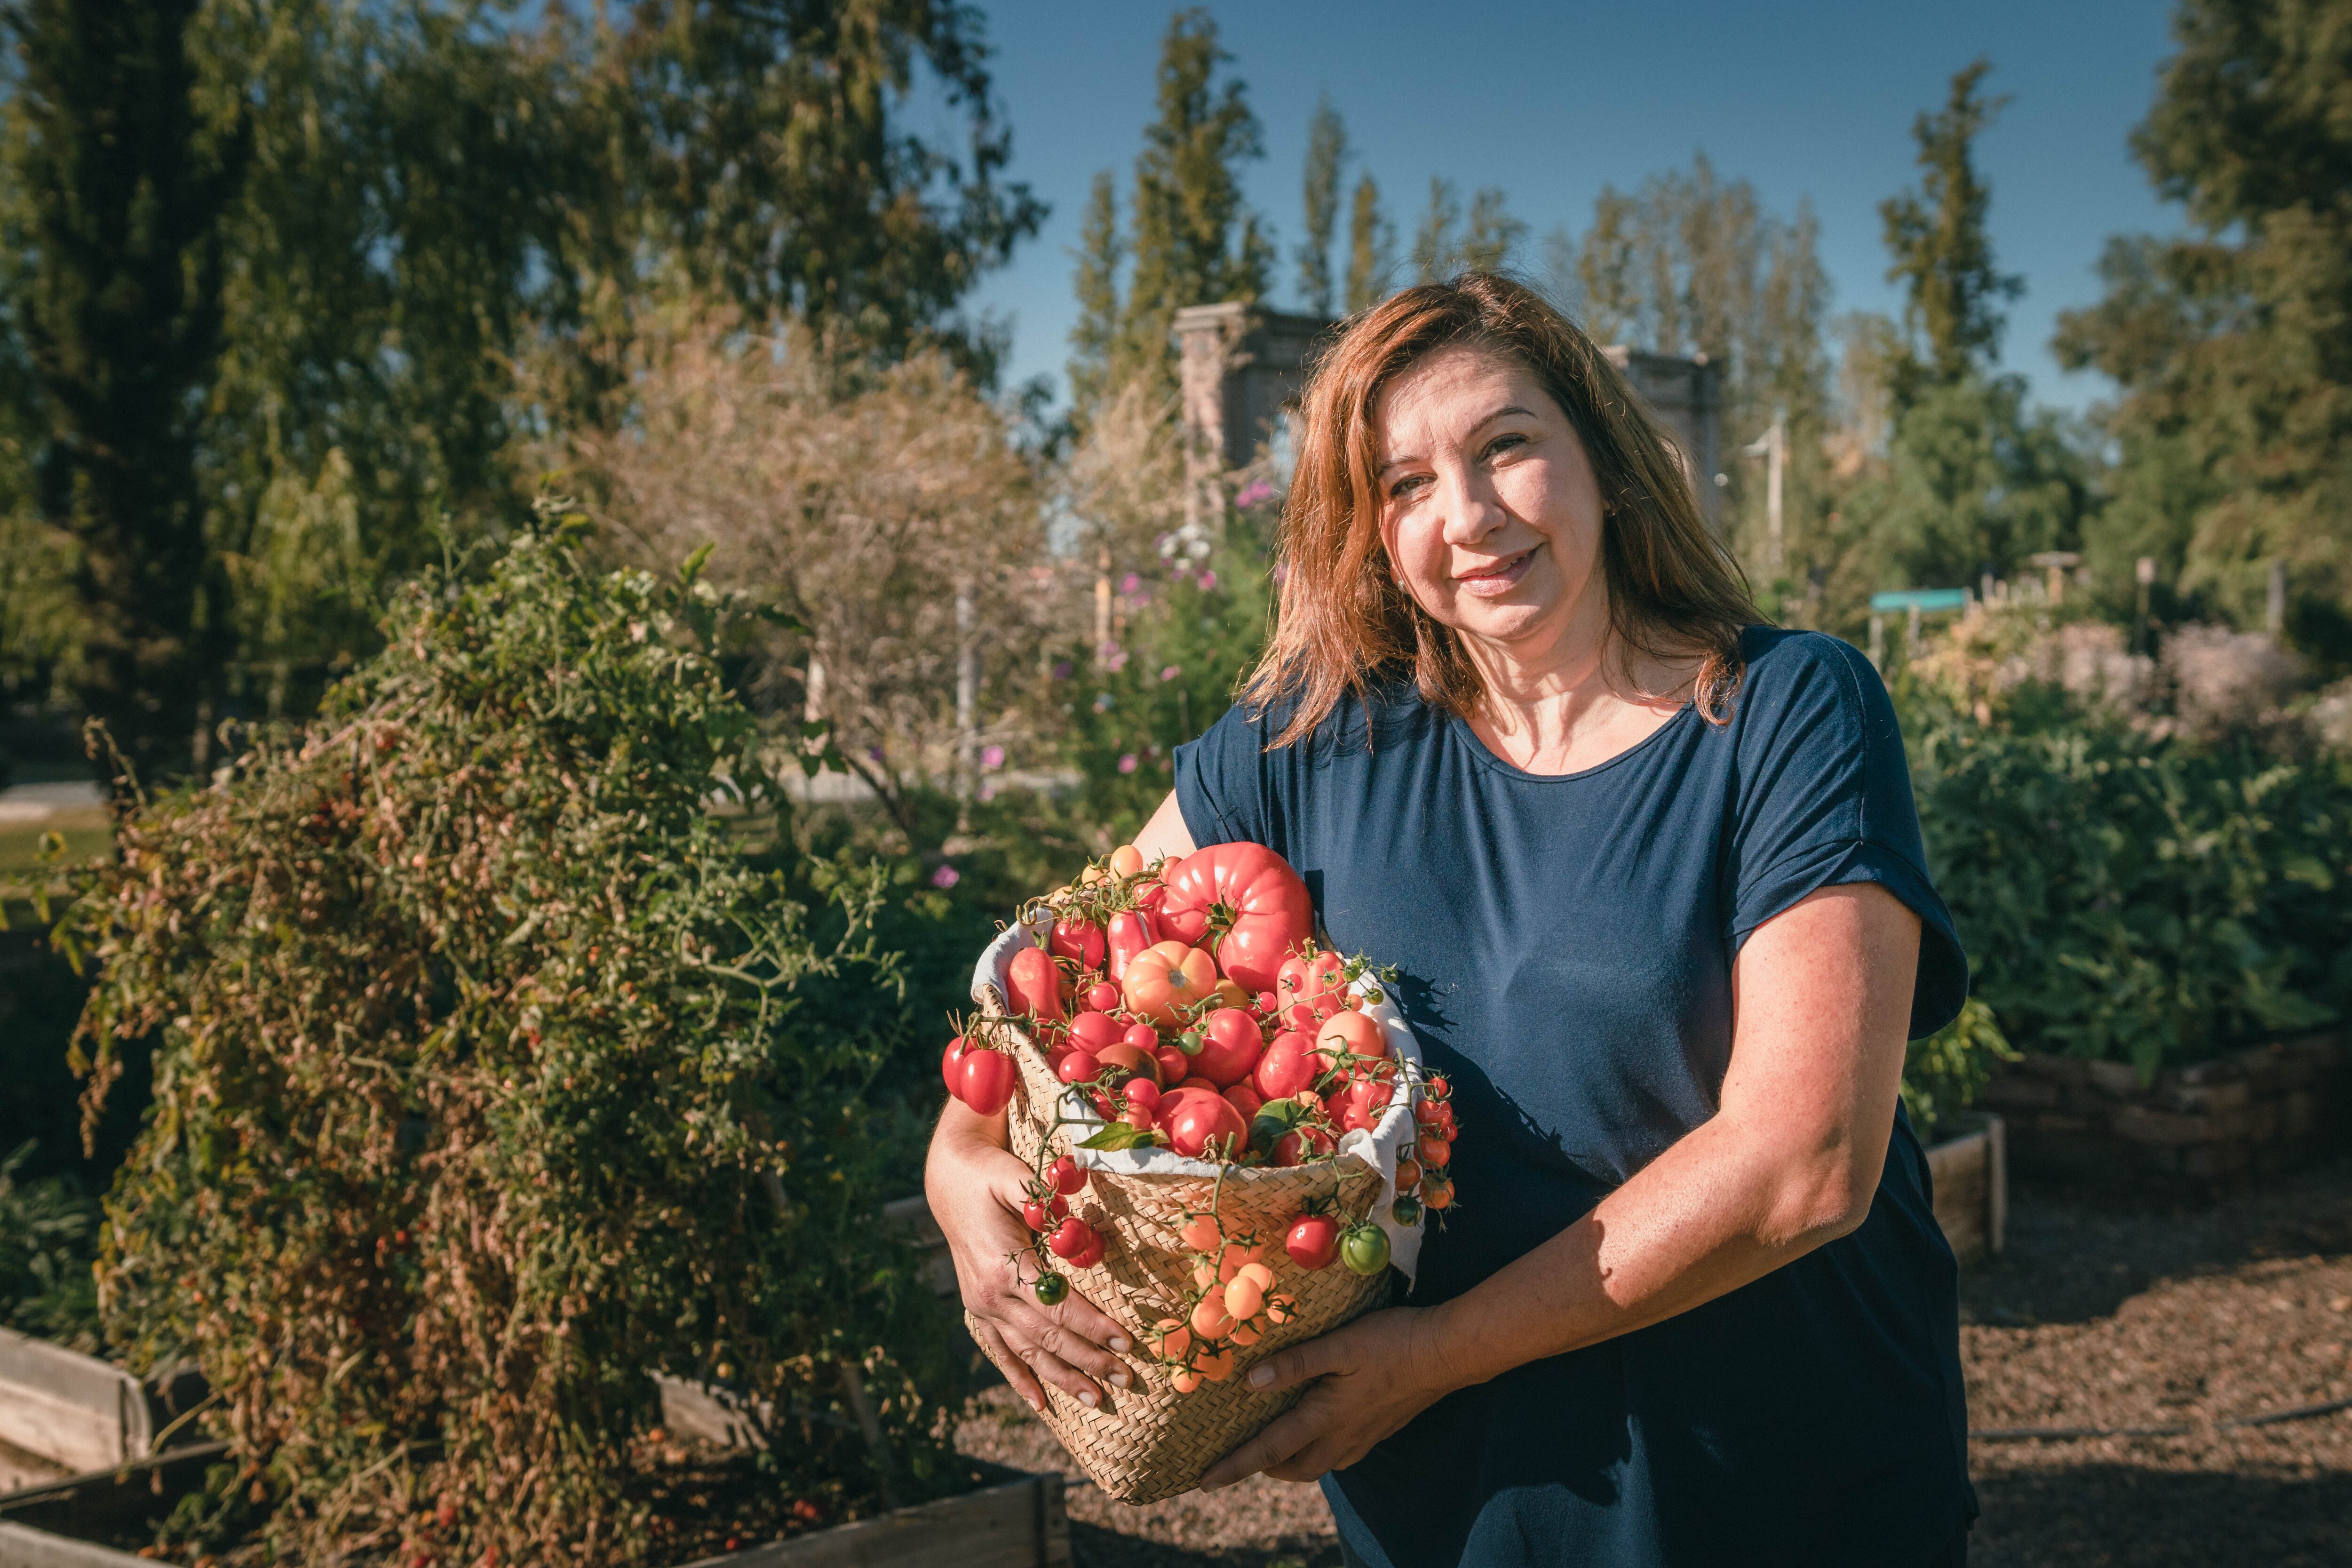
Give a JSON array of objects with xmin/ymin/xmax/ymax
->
[{"xmin": 1438, "ymin": 464, "xmax": 1505, "ymax": 546}]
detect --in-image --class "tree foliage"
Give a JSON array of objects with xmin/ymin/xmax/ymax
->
[
  {"xmin": 64, "ymin": 508, "xmax": 959, "ymax": 1564},
  {"xmin": 1344, "ymin": 171, "xmax": 1394, "ymax": 314},
  {"xmin": 1879, "ymin": 59, "xmax": 2022, "ymax": 393},
  {"xmin": 1295, "ymin": 92, "xmax": 1344, "ymax": 317},
  {"xmin": 2055, "ymin": 0, "xmax": 2352, "ymax": 625}
]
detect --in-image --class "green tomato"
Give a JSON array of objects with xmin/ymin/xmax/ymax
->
[
  {"xmin": 1389, "ymin": 1195, "xmax": 1423, "ymax": 1227},
  {"xmin": 1339, "ymin": 1222, "xmax": 1391, "ymax": 1277},
  {"xmin": 1034, "ymin": 1271, "xmax": 1070, "ymax": 1306}
]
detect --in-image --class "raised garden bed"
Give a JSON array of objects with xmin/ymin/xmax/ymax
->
[
  {"xmin": 1926, "ymin": 1113, "xmax": 2007, "ymax": 1265},
  {"xmin": 1979, "ymin": 1030, "xmax": 2349, "ymax": 1195}
]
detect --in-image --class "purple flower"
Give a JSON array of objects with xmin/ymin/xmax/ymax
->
[
  {"xmin": 1117, "ymin": 753, "xmax": 1139, "ymax": 775},
  {"xmin": 980, "ymin": 744, "xmax": 1006, "ymax": 770},
  {"xmin": 1199, "ymin": 569, "xmax": 1217, "ymax": 591},
  {"xmin": 1104, "ymin": 646, "xmax": 1130, "ymax": 673},
  {"xmin": 867, "ymin": 746, "xmax": 885, "ymax": 763},
  {"xmin": 931, "ymin": 863, "xmax": 961, "ymax": 889},
  {"xmin": 1160, "ymin": 665, "xmax": 1182, "ymax": 682},
  {"xmin": 1235, "ymin": 480, "xmax": 1274, "ymax": 509},
  {"xmin": 1051, "ymin": 660, "xmax": 1073, "ymax": 681},
  {"xmin": 1120, "ymin": 572, "xmax": 1142, "ymax": 595}
]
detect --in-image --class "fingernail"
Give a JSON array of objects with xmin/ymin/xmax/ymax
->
[
  {"xmin": 1107, "ymin": 1335, "xmax": 1132, "ymax": 1353},
  {"xmin": 1109, "ymin": 1370, "xmax": 1131, "ymax": 1389},
  {"xmin": 1079, "ymin": 1389, "xmax": 1100, "ymax": 1408},
  {"xmin": 1247, "ymin": 1366, "xmax": 1274, "ymax": 1388}
]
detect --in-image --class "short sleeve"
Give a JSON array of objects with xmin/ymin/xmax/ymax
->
[
  {"xmin": 1173, "ymin": 700, "xmax": 1277, "ymax": 853},
  {"xmin": 1724, "ymin": 632, "xmax": 1968, "ymax": 1040}
]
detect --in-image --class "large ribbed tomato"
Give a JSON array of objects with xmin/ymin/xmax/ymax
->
[{"xmin": 1157, "ymin": 843, "xmax": 1314, "ymax": 995}]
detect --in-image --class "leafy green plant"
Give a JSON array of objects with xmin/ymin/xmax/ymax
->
[
  {"xmin": 1900, "ymin": 670, "xmax": 2352, "ymax": 1081},
  {"xmin": 1900, "ymin": 999, "xmax": 2016, "ymax": 1147},
  {"xmin": 0, "ymin": 1140, "xmax": 100, "ymax": 1350},
  {"xmin": 62, "ymin": 501, "xmax": 959, "ymax": 1565}
]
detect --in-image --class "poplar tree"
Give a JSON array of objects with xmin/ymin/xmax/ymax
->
[
  {"xmin": 1119, "ymin": 8, "xmax": 1271, "ymax": 402},
  {"xmin": 1, "ymin": 0, "xmax": 243, "ymax": 791},
  {"xmin": 1879, "ymin": 59, "xmax": 2022, "ymax": 394},
  {"xmin": 1410, "ymin": 177, "xmax": 1461, "ymax": 283},
  {"xmin": 1344, "ymin": 172, "xmax": 1393, "ymax": 312},
  {"xmin": 1459, "ymin": 187, "xmax": 1526, "ymax": 274},
  {"xmin": 1296, "ymin": 93, "xmax": 1345, "ymax": 317},
  {"xmin": 1067, "ymin": 170, "xmax": 1126, "ymax": 420}
]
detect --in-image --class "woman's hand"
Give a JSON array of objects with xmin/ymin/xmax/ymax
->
[
  {"xmin": 925, "ymin": 1101, "xmax": 1134, "ymax": 1414},
  {"xmin": 1195, "ymin": 1305, "xmax": 1462, "ymax": 1489}
]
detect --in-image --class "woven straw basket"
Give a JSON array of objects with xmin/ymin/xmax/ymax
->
[{"xmin": 969, "ymin": 986, "xmax": 1396, "ymax": 1502}]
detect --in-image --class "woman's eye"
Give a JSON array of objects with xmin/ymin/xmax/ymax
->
[
  {"xmin": 1388, "ymin": 473, "xmax": 1429, "ymax": 500},
  {"xmin": 1484, "ymin": 433, "xmax": 1528, "ymax": 461}
]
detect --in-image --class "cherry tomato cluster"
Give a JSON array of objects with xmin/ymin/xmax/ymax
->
[
  {"xmin": 1278, "ymin": 1198, "xmax": 1391, "ymax": 1277},
  {"xmin": 1132, "ymin": 1210, "xmax": 1303, "ymax": 1393},
  {"xmin": 1021, "ymin": 1155, "xmax": 1098, "ymax": 1305},
  {"xmin": 1390, "ymin": 1073, "xmax": 1459, "ymax": 1224}
]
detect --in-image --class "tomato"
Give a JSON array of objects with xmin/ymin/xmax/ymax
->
[
  {"xmin": 1176, "ymin": 1213, "xmax": 1223, "ymax": 1252},
  {"xmin": 940, "ymin": 1035, "xmax": 974, "ymax": 1095},
  {"xmin": 1069, "ymin": 1011, "xmax": 1123, "ymax": 1052},
  {"xmin": 1155, "ymin": 1045, "xmax": 1190, "ymax": 1083},
  {"xmin": 1315, "ymin": 1009, "xmax": 1387, "ymax": 1070},
  {"xmin": 1419, "ymin": 1133, "xmax": 1452, "ymax": 1168},
  {"xmin": 1048, "ymin": 1156, "xmax": 1089, "ymax": 1196},
  {"xmin": 1339, "ymin": 1222, "xmax": 1391, "ymax": 1276},
  {"xmin": 1121, "ymin": 1103, "xmax": 1155, "ymax": 1131},
  {"xmin": 1160, "ymin": 1088, "xmax": 1248, "ymax": 1159},
  {"xmin": 1284, "ymin": 1213, "xmax": 1341, "ymax": 1270},
  {"xmin": 1422, "ymin": 1177, "xmax": 1454, "ymax": 1210},
  {"xmin": 1046, "ymin": 1218, "xmax": 1098, "ymax": 1261},
  {"xmin": 1006, "ymin": 946, "xmax": 1065, "ymax": 1022},
  {"xmin": 1049, "ymin": 917, "xmax": 1106, "ymax": 972},
  {"xmin": 1189, "ymin": 1294, "xmax": 1237, "ymax": 1340},
  {"xmin": 1390, "ymin": 1195, "xmax": 1423, "ymax": 1226},
  {"xmin": 1223, "ymin": 1083, "xmax": 1263, "ymax": 1124},
  {"xmin": 1394, "ymin": 1157, "xmax": 1422, "ymax": 1190},
  {"xmin": 1121, "ymin": 1020, "xmax": 1160, "ymax": 1054},
  {"xmin": 1021, "ymin": 1196, "xmax": 1067, "ymax": 1230},
  {"xmin": 1254, "ymin": 990, "xmax": 1279, "ymax": 1014},
  {"xmin": 1169, "ymin": 1369, "xmax": 1203, "ymax": 1393},
  {"xmin": 1034, "ymin": 1272, "xmax": 1070, "ymax": 1306},
  {"xmin": 1253, "ymin": 1031, "xmax": 1320, "ymax": 1098},
  {"xmin": 1056, "ymin": 1049, "xmax": 1100, "ymax": 1085},
  {"xmin": 1084, "ymin": 981, "xmax": 1122, "ymax": 1013},
  {"xmin": 1277, "ymin": 948, "xmax": 1350, "ymax": 1020},
  {"xmin": 1071, "ymin": 1236, "xmax": 1105, "ymax": 1269},
  {"xmin": 1270, "ymin": 1124, "xmax": 1335, "ymax": 1167},
  {"xmin": 1156, "ymin": 843, "xmax": 1315, "ymax": 995},
  {"xmin": 1121, "ymin": 1078, "xmax": 1163, "ymax": 1117},
  {"xmin": 1191, "ymin": 1006, "xmax": 1265, "ymax": 1088},
  {"xmin": 1223, "ymin": 1273, "xmax": 1265, "ymax": 1320},
  {"xmin": 1122, "ymin": 940, "xmax": 1219, "ymax": 1027},
  {"xmin": 1194, "ymin": 1349, "xmax": 1234, "ymax": 1383},
  {"xmin": 1335, "ymin": 1076, "xmax": 1393, "ymax": 1132},
  {"xmin": 1095, "ymin": 1041, "xmax": 1161, "ymax": 1085},
  {"xmin": 1105, "ymin": 910, "xmax": 1160, "ymax": 983},
  {"xmin": 1109, "ymin": 844, "xmax": 1146, "ymax": 878},
  {"xmin": 1413, "ymin": 1097, "xmax": 1446, "ymax": 1128},
  {"xmin": 958, "ymin": 1049, "xmax": 1017, "ymax": 1116}
]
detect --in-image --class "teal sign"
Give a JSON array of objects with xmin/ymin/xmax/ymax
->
[{"xmin": 1869, "ymin": 589, "xmax": 1970, "ymax": 613}]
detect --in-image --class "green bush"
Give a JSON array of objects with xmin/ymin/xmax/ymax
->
[
  {"xmin": 62, "ymin": 503, "xmax": 959, "ymax": 1565},
  {"xmin": 0, "ymin": 1140, "xmax": 100, "ymax": 1350},
  {"xmin": 1900, "ymin": 673, "xmax": 2352, "ymax": 1081}
]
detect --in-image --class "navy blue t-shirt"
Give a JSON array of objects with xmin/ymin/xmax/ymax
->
[{"xmin": 1174, "ymin": 627, "xmax": 1974, "ymax": 1568}]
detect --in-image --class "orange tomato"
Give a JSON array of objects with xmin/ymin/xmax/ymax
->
[
  {"xmin": 1122, "ymin": 940, "xmax": 1219, "ymax": 1027},
  {"xmin": 1314, "ymin": 1008, "xmax": 1386, "ymax": 1070}
]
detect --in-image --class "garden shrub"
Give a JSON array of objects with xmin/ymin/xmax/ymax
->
[
  {"xmin": 62, "ymin": 502, "xmax": 960, "ymax": 1565},
  {"xmin": 1900, "ymin": 672, "xmax": 2352, "ymax": 1081}
]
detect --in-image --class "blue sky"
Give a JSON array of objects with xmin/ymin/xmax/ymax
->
[{"xmin": 956, "ymin": 0, "xmax": 2192, "ymax": 422}]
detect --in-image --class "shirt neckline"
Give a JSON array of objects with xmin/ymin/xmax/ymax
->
[{"xmin": 1446, "ymin": 698, "xmax": 1699, "ymax": 783}]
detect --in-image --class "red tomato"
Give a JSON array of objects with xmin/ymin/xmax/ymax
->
[
  {"xmin": 1192, "ymin": 1006, "xmax": 1265, "ymax": 1088},
  {"xmin": 1105, "ymin": 910, "xmax": 1160, "ymax": 983},
  {"xmin": 1420, "ymin": 1133, "xmax": 1453, "ymax": 1168},
  {"xmin": 1122, "ymin": 1020, "xmax": 1160, "ymax": 1054},
  {"xmin": 1006, "ymin": 946, "xmax": 1065, "ymax": 1022},
  {"xmin": 957, "ymin": 1049, "xmax": 1017, "ymax": 1116},
  {"xmin": 1156, "ymin": 844, "xmax": 1315, "ymax": 995},
  {"xmin": 1095, "ymin": 1041, "xmax": 1161, "ymax": 1086},
  {"xmin": 1046, "ymin": 1218, "xmax": 1097, "ymax": 1260},
  {"xmin": 1069, "ymin": 1011, "xmax": 1123, "ymax": 1052},
  {"xmin": 1254, "ymin": 1030, "xmax": 1320, "ymax": 1098},
  {"xmin": 1021, "ymin": 1196, "xmax": 1067, "ymax": 1231},
  {"xmin": 940, "ymin": 1035, "xmax": 974, "ymax": 1095},
  {"xmin": 1159, "ymin": 1089, "xmax": 1249, "ymax": 1159},
  {"xmin": 1048, "ymin": 1156, "xmax": 1089, "ymax": 1195},
  {"xmin": 1121, "ymin": 1103, "xmax": 1154, "ymax": 1131},
  {"xmin": 1050, "ymin": 917, "xmax": 1106, "ymax": 972},
  {"xmin": 1070, "ymin": 1235, "xmax": 1106, "ymax": 1269},
  {"xmin": 1423, "ymin": 1177, "xmax": 1454, "ymax": 1210},
  {"xmin": 1056, "ymin": 1049, "xmax": 1100, "ymax": 1085},
  {"xmin": 1283, "ymin": 1213, "xmax": 1341, "ymax": 1270},
  {"xmin": 1223, "ymin": 1082, "xmax": 1263, "ymax": 1123},
  {"xmin": 1337, "ymin": 1076, "xmax": 1393, "ymax": 1132},
  {"xmin": 1084, "ymin": 981, "xmax": 1122, "ymax": 1012},
  {"xmin": 1277, "ymin": 949, "xmax": 1350, "ymax": 1020},
  {"xmin": 1155, "ymin": 1044, "xmax": 1190, "ymax": 1083},
  {"xmin": 1123, "ymin": 1079, "xmax": 1163, "ymax": 1116},
  {"xmin": 1413, "ymin": 1097, "xmax": 1446, "ymax": 1128},
  {"xmin": 1254, "ymin": 990, "xmax": 1279, "ymax": 1014},
  {"xmin": 1394, "ymin": 1156, "xmax": 1423, "ymax": 1190},
  {"xmin": 1271, "ymin": 1124, "xmax": 1335, "ymax": 1167}
]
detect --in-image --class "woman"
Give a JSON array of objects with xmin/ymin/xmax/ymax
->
[{"xmin": 926, "ymin": 274, "xmax": 1974, "ymax": 1567}]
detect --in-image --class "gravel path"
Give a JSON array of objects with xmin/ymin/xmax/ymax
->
[{"xmin": 958, "ymin": 1156, "xmax": 2352, "ymax": 1567}]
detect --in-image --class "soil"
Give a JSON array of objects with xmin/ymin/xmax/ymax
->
[{"xmin": 955, "ymin": 1155, "xmax": 2352, "ymax": 1568}]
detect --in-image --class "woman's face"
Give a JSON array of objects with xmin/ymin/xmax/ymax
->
[{"xmin": 1373, "ymin": 345, "xmax": 1607, "ymax": 662}]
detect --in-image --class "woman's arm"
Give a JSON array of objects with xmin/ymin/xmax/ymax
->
[
  {"xmin": 924, "ymin": 790, "xmax": 1195, "ymax": 1411},
  {"xmin": 1198, "ymin": 881, "xmax": 1921, "ymax": 1487}
]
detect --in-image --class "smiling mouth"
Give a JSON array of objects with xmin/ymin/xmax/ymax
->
[{"xmin": 1454, "ymin": 546, "xmax": 1537, "ymax": 597}]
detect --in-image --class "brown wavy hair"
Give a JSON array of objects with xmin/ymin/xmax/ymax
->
[{"xmin": 1242, "ymin": 273, "xmax": 1760, "ymax": 749}]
